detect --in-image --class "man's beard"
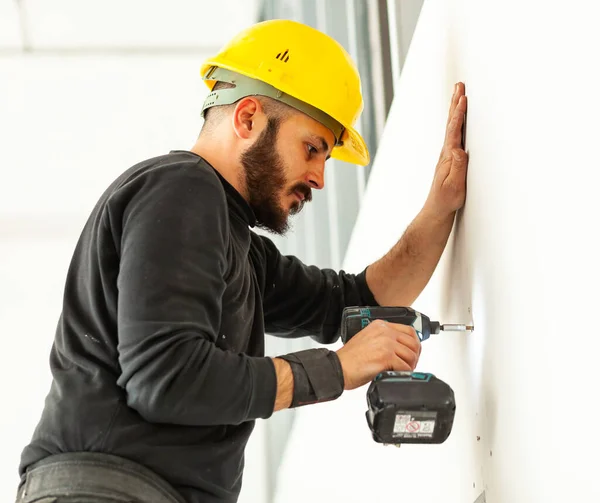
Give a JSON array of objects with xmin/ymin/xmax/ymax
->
[{"xmin": 240, "ymin": 117, "xmax": 312, "ymax": 235}]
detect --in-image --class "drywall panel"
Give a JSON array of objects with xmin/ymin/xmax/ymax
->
[{"xmin": 275, "ymin": 1, "xmax": 600, "ymax": 502}]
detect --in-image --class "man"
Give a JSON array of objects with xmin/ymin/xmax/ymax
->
[{"xmin": 16, "ymin": 19, "xmax": 468, "ymax": 503}]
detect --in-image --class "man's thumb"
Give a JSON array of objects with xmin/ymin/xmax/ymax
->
[{"xmin": 452, "ymin": 149, "xmax": 467, "ymax": 165}]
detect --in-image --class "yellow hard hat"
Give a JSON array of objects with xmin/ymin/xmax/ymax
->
[{"xmin": 199, "ymin": 19, "xmax": 370, "ymax": 166}]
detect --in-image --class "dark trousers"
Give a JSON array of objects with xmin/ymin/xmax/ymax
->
[{"xmin": 15, "ymin": 452, "xmax": 186, "ymax": 503}]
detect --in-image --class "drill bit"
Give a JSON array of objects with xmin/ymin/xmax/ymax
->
[{"xmin": 440, "ymin": 324, "xmax": 474, "ymax": 332}]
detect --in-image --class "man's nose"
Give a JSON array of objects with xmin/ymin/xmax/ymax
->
[{"xmin": 306, "ymin": 164, "xmax": 325, "ymax": 190}]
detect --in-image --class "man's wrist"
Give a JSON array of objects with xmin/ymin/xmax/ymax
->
[
  {"xmin": 420, "ymin": 201, "xmax": 456, "ymax": 226},
  {"xmin": 272, "ymin": 358, "xmax": 294, "ymax": 411}
]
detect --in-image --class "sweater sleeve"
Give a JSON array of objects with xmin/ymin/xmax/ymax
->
[
  {"xmin": 254, "ymin": 233, "xmax": 380, "ymax": 344},
  {"xmin": 111, "ymin": 165, "xmax": 276, "ymax": 426}
]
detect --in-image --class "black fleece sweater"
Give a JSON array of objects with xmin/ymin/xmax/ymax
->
[{"xmin": 19, "ymin": 150, "xmax": 378, "ymax": 502}]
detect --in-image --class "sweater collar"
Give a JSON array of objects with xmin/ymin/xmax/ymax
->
[{"xmin": 171, "ymin": 150, "xmax": 257, "ymax": 228}]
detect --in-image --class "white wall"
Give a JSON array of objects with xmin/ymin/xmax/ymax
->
[
  {"xmin": 274, "ymin": 1, "xmax": 600, "ymax": 502},
  {"xmin": 0, "ymin": 54, "xmax": 268, "ymax": 502}
]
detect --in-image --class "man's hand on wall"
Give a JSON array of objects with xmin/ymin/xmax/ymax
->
[{"xmin": 424, "ymin": 82, "xmax": 469, "ymax": 220}]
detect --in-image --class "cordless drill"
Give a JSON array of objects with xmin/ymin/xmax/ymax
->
[{"xmin": 340, "ymin": 306, "xmax": 473, "ymax": 445}]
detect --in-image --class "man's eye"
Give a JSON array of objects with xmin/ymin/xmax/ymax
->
[{"xmin": 307, "ymin": 144, "xmax": 318, "ymax": 156}]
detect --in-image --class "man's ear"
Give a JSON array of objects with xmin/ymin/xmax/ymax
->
[{"xmin": 232, "ymin": 97, "xmax": 264, "ymax": 140}]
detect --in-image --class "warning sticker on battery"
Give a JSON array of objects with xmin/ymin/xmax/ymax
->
[{"xmin": 393, "ymin": 411, "xmax": 437, "ymax": 438}]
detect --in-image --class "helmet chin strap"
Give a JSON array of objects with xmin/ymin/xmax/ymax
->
[{"xmin": 201, "ymin": 66, "xmax": 345, "ymax": 147}]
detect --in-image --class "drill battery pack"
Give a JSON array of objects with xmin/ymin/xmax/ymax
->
[{"xmin": 366, "ymin": 371, "xmax": 456, "ymax": 444}]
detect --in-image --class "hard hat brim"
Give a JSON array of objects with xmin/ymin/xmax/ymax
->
[{"xmin": 331, "ymin": 126, "xmax": 370, "ymax": 166}]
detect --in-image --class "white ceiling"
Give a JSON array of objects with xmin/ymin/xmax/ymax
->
[
  {"xmin": 1, "ymin": 0, "xmax": 262, "ymax": 52},
  {"xmin": 0, "ymin": 1, "xmax": 21, "ymax": 48}
]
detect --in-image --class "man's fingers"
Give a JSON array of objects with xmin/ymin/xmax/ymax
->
[
  {"xmin": 382, "ymin": 324, "xmax": 420, "ymax": 352},
  {"xmin": 449, "ymin": 97, "xmax": 467, "ymax": 136},
  {"xmin": 450, "ymin": 149, "xmax": 468, "ymax": 171},
  {"xmin": 446, "ymin": 96, "xmax": 468, "ymax": 148},
  {"xmin": 391, "ymin": 357, "xmax": 413, "ymax": 372},
  {"xmin": 447, "ymin": 83, "xmax": 460, "ymax": 117},
  {"xmin": 392, "ymin": 344, "xmax": 419, "ymax": 370},
  {"xmin": 385, "ymin": 322, "xmax": 419, "ymax": 338},
  {"xmin": 396, "ymin": 332, "xmax": 421, "ymax": 355},
  {"xmin": 447, "ymin": 86, "xmax": 459, "ymax": 125},
  {"xmin": 447, "ymin": 82, "xmax": 465, "ymax": 126}
]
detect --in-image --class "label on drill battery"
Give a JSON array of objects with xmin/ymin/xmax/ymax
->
[{"xmin": 393, "ymin": 411, "xmax": 437, "ymax": 438}]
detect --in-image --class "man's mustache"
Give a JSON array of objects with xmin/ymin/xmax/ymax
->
[{"xmin": 289, "ymin": 183, "xmax": 312, "ymax": 202}]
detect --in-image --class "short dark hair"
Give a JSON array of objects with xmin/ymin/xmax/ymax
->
[{"xmin": 200, "ymin": 81, "xmax": 295, "ymax": 135}]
